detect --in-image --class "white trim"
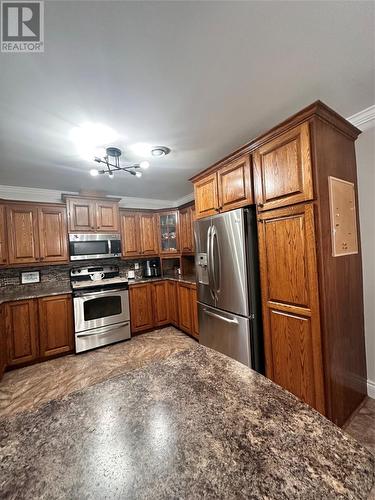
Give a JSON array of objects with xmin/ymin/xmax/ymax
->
[
  {"xmin": 173, "ymin": 192, "xmax": 194, "ymax": 207},
  {"xmin": 368, "ymin": 379, "xmax": 375, "ymax": 399},
  {"xmin": 347, "ymin": 105, "xmax": 375, "ymax": 131}
]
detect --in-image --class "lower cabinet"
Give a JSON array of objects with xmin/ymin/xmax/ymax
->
[
  {"xmin": 4, "ymin": 294, "xmax": 74, "ymax": 368},
  {"xmin": 129, "ymin": 280, "xmax": 199, "ymax": 338},
  {"xmin": 38, "ymin": 294, "xmax": 74, "ymax": 357}
]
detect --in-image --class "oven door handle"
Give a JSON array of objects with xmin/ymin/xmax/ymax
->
[
  {"xmin": 76, "ymin": 321, "xmax": 130, "ymax": 338},
  {"xmin": 73, "ymin": 287, "xmax": 128, "ymax": 298}
]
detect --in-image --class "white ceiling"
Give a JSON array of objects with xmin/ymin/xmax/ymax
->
[{"xmin": 0, "ymin": 0, "xmax": 374, "ymax": 202}]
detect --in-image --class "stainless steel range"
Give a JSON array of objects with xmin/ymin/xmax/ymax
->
[{"xmin": 71, "ymin": 265, "xmax": 130, "ymax": 353}]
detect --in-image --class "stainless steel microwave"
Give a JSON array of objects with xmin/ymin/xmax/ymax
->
[{"xmin": 69, "ymin": 234, "xmax": 121, "ymax": 261}]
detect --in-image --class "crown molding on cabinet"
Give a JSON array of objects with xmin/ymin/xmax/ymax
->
[
  {"xmin": 347, "ymin": 105, "xmax": 375, "ymax": 131},
  {"xmin": 0, "ymin": 185, "xmax": 193, "ymax": 209}
]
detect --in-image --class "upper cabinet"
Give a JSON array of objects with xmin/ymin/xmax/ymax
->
[
  {"xmin": 252, "ymin": 123, "xmax": 313, "ymax": 211},
  {"xmin": 65, "ymin": 196, "xmax": 120, "ymax": 233},
  {"xmin": 193, "ymin": 153, "xmax": 253, "ymax": 220},
  {"xmin": 179, "ymin": 205, "xmax": 195, "ymax": 254},
  {"xmin": 38, "ymin": 206, "xmax": 68, "ymax": 263},
  {"xmin": 0, "ymin": 205, "xmax": 8, "ymax": 266},
  {"xmin": 7, "ymin": 203, "xmax": 68, "ymax": 265},
  {"xmin": 157, "ymin": 211, "xmax": 179, "ymax": 254},
  {"xmin": 120, "ymin": 211, "xmax": 158, "ymax": 258}
]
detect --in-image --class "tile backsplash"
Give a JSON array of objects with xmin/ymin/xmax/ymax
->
[{"xmin": 0, "ymin": 258, "xmax": 151, "ymax": 288}]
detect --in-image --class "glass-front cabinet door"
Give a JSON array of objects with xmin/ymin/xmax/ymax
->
[{"xmin": 158, "ymin": 211, "xmax": 179, "ymax": 253}]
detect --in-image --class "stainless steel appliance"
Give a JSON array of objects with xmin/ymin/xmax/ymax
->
[
  {"xmin": 143, "ymin": 259, "xmax": 161, "ymax": 277},
  {"xmin": 71, "ymin": 265, "xmax": 130, "ymax": 353},
  {"xmin": 69, "ymin": 233, "xmax": 121, "ymax": 261},
  {"xmin": 195, "ymin": 207, "xmax": 263, "ymax": 372}
]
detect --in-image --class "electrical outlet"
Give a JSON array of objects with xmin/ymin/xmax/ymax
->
[{"xmin": 134, "ymin": 262, "xmax": 139, "ymax": 270}]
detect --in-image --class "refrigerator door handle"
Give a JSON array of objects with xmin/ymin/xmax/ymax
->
[
  {"xmin": 211, "ymin": 224, "xmax": 221, "ymax": 297},
  {"xmin": 207, "ymin": 226, "xmax": 215, "ymax": 301},
  {"xmin": 203, "ymin": 308, "xmax": 239, "ymax": 325}
]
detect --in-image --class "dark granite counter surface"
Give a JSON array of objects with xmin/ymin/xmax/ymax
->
[
  {"xmin": 1, "ymin": 345, "xmax": 373, "ymax": 499},
  {"xmin": 0, "ymin": 283, "xmax": 72, "ymax": 304},
  {"xmin": 128, "ymin": 274, "xmax": 196, "ymax": 285}
]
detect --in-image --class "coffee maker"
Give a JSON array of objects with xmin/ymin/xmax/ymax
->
[{"xmin": 143, "ymin": 259, "xmax": 161, "ymax": 278}]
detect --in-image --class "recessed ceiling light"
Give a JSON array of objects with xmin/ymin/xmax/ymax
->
[{"xmin": 151, "ymin": 146, "xmax": 171, "ymax": 157}]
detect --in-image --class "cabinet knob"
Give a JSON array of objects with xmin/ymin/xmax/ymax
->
[
  {"xmin": 2, "ymin": 258, "xmax": 6, "ymax": 263},
  {"xmin": 257, "ymin": 203, "xmax": 264, "ymax": 208},
  {"xmin": 40, "ymin": 257, "xmax": 44, "ymax": 261}
]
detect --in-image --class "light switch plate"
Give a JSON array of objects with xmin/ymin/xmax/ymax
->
[
  {"xmin": 134, "ymin": 263, "xmax": 139, "ymax": 270},
  {"xmin": 127, "ymin": 270, "xmax": 135, "ymax": 279}
]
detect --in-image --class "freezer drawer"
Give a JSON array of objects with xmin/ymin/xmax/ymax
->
[{"xmin": 198, "ymin": 302, "xmax": 252, "ymax": 367}]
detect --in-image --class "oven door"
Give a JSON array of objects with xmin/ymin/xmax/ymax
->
[{"xmin": 73, "ymin": 288, "xmax": 130, "ymax": 333}]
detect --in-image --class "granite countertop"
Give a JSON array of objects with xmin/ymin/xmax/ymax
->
[
  {"xmin": 128, "ymin": 275, "xmax": 196, "ymax": 285},
  {"xmin": 1, "ymin": 345, "xmax": 373, "ymax": 499},
  {"xmin": 0, "ymin": 283, "xmax": 72, "ymax": 304}
]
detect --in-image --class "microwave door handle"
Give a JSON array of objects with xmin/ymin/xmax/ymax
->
[{"xmin": 108, "ymin": 239, "xmax": 112, "ymax": 254}]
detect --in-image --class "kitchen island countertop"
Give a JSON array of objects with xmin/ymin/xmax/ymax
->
[{"xmin": 1, "ymin": 344, "xmax": 373, "ymax": 499}]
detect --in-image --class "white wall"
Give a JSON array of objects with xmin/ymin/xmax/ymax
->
[{"xmin": 356, "ymin": 126, "xmax": 375, "ymax": 398}]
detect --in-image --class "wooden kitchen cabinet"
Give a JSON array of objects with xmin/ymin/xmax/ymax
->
[
  {"xmin": 177, "ymin": 282, "xmax": 199, "ymax": 338},
  {"xmin": 151, "ymin": 281, "xmax": 169, "ymax": 326},
  {"xmin": 38, "ymin": 205, "xmax": 68, "ymax": 263},
  {"xmin": 65, "ymin": 196, "xmax": 120, "ymax": 233},
  {"xmin": 191, "ymin": 286, "xmax": 199, "ymax": 339},
  {"xmin": 217, "ymin": 154, "xmax": 253, "ymax": 212},
  {"xmin": 0, "ymin": 205, "xmax": 8, "ymax": 265},
  {"xmin": 6, "ymin": 203, "xmax": 68, "ymax": 266},
  {"xmin": 5, "ymin": 299, "xmax": 39, "ymax": 366},
  {"xmin": 194, "ymin": 172, "xmax": 219, "ymax": 219},
  {"xmin": 121, "ymin": 211, "xmax": 158, "ymax": 258},
  {"xmin": 179, "ymin": 205, "xmax": 195, "ymax": 253},
  {"xmin": 166, "ymin": 281, "xmax": 179, "ymax": 326},
  {"xmin": 252, "ymin": 123, "xmax": 313, "ymax": 211},
  {"xmin": 38, "ymin": 294, "xmax": 73, "ymax": 357},
  {"xmin": 193, "ymin": 153, "xmax": 253, "ymax": 220},
  {"xmin": 158, "ymin": 211, "xmax": 179, "ymax": 254},
  {"xmin": 0, "ymin": 305, "xmax": 6, "ymax": 379},
  {"xmin": 7, "ymin": 204, "xmax": 40, "ymax": 265},
  {"xmin": 129, "ymin": 283, "xmax": 154, "ymax": 333},
  {"xmin": 257, "ymin": 204, "xmax": 324, "ymax": 413},
  {"xmin": 139, "ymin": 213, "xmax": 158, "ymax": 255}
]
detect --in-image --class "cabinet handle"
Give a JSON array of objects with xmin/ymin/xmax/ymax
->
[{"xmin": 257, "ymin": 203, "xmax": 264, "ymax": 208}]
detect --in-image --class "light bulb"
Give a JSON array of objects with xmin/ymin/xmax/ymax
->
[
  {"xmin": 135, "ymin": 171, "xmax": 142, "ymax": 178},
  {"xmin": 139, "ymin": 160, "xmax": 150, "ymax": 169},
  {"xmin": 108, "ymin": 172, "xmax": 114, "ymax": 179},
  {"xmin": 90, "ymin": 169, "xmax": 99, "ymax": 177}
]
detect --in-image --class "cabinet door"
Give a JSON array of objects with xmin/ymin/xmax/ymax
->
[
  {"xmin": 194, "ymin": 173, "xmax": 219, "ymax": 219},
  {"xmin": 257, "ymin": 204, "xmax": 325, "ymax": 413},
  {"xmin": 191, "ymin": 286, "xmax": 199, "ymax": 339},
  {"xmin": 253, "ymin": 123, "xmax": 313, "ymax": 211},
  {"xmin": 178, "ymin": 283, "xmax": 192, "ymax": 334},
  {"xmin": 67, "ymin": 198, "xmax": 96, "ymax": 232},
  {"xmin": 139, "ymin": 213, "xmax": 158, "ymax": 255},
  {"xmin": 38, "ymin": 206, "xmax": 68, "ymax": 263},
  {"xmin": 179, "ymin": 206, "xmax": 194, "ymax": 253},
  {"xmin": 167, "ymin": 281, "xmax": 179, "ymax": 326},
  {"xmin": 120, "ymin": 212, "xmax": 141, "ymax": 257},
  {"xmin": 7, "ymin": 204, "xmax": 40, "ymax": 264},
  {"xmin": 217, "ymin": 154, "xmax": 253, "ymax": 212},
  {"xmin": 38, "ymin": 294, "xmax": 73, "ymax": 358},
  {"xmin": 152, "ymin": 281, "xmax": 169, "ymax": 326},
  {"xmin": 158, "ymin": 211, "xmax": 179, "ymax": 254},
  {"xmin": 129, "ymin": 283, "xmax": 154, "ymax": 333},
  {"xmin": 0, "ymin": 306, "xmax": 6, "ymax": 379},
  {"xmin": 95, "ymin": 200, "xmax": 120, "ymax": 233},
  {"xmin": 5, "ymin": 299, "xmax": 38, "ymax": 366},
  {"xmin": 0, "ymin": 205, "xmax": 8, "ymax": 265}
]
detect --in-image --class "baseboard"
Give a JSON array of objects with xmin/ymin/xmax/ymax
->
[{"xmin": 367, "ymin": 379, "xmax": 375, "ymax": 399}]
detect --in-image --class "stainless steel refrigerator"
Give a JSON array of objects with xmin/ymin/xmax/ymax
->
[{"xmin": 195, "ymin": 207, "xmax": 263, "ymax": 372}]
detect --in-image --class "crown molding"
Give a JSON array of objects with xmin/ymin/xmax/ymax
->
[
  {"xmin": 0, "ymin": 185, "xmax": 180, "ymax": 209},
  {"xmin": 173, "ymin": 192, "xmax": 194, "ymax": 207},
  {"xmin": 347, "ymin": 105, "xmax": 375, "ymax": 131}
]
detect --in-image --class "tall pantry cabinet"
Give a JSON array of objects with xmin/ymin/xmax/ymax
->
[{"xmin": 191, "ymin": 101, "xmax": 367, "ymax": 426}]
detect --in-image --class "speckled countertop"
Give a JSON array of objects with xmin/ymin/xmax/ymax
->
[
  {"xmin": 0, "ymin": 283, "xmax": 72, "ymax": 304},
  {"xmin": 128, "ymin": 275, "xmax": 196, "ymax": 285},
  {"xmin": 0, "ymin": 345, "xmax": 373, "ymax": 499}
]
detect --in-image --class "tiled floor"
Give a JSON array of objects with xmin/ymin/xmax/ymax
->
[{"xmin": 0, "ymin": 327, "xmax": 195, "ymax": 418}]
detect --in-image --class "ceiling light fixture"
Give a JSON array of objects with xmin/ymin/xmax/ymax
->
[
  {"xmin": 92, "ymin": 147, "xmax": 148, "ymax": 179},
  {"xmin": 151, "ymin": 146, "xmax": 171, "ymax": 157}
]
